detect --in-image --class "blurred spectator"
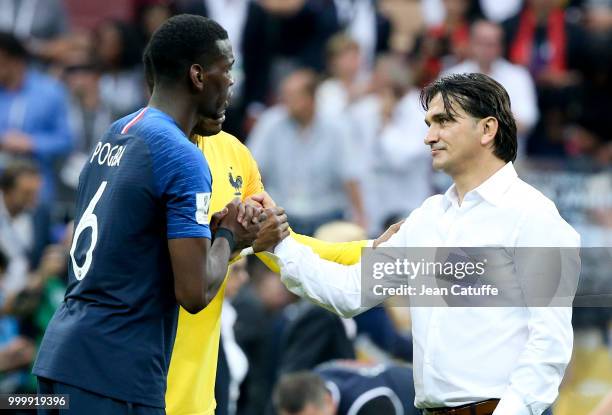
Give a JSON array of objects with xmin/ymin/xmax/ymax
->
[
  {"xmin": 479, "ymin": 0, "xmax": 524, "ymax": 22},
  {"xmin": 0, "ymin": 223, "xmax": 69, "ymax": 394},
  {"xmin": 504, "ymin": 0, "xmax": 582, "ymax": 82},
  {"xmin": 216, "ymin": 258, "xmax": 250, "ymax": 415},
  {"xmin": 316, "ymin": 34, "xmax": 370, "ymax": 118},
  {"xmin": 179, "ymin": 0, "xmax": 275, "ymax": 139},
  {"xmin": 414, "ymin": 0, "xmax": 476, "ymax": 85},
  {"xmin": 234, "ymin": 259, "xmax": 294, "ymax": 415},
  {"xmin": 59, "ymin": 62, "xmax": 112, "ymax": 210},
  {"xmin": 0, "ymin": 160, "xmax": 42, "ymax": 296},
  {"xmin": 0, "ymin": 246, "xmax": 35, "ymax": 396},
  {"xmin": 443, "ymin": 20, "xmax": 539, "ymax": 154},
  {"xmin": 63, "ymin": 61, "xmax": 111, "ymax": 152},
  {"xmin": 277, "ymin": 299, "xmax": 356, "ymax": 376},
  {"xmin": 564, "ymin": 0, "xmax": 612, "ymax": 164},
  {"xmin": 421, "ymin": 0, "xmax": 449, "ymax": 27},
  {"xmin": 248, "ymin": 69, "xmax": 365, "ymax": 236},
  {"xmin": 273, "ymin": 362, "xmax": 419, "ymax": 415},
  {"xmin": 133, "ymin": 0, "xmax": 175, "ymax": 42},
  {"xmin": 0, "ymin": 32, "xmax": 72, "ymax": 202},
  {"xmin": 0, "ymin": 0, "xmax": 66, "ymax": 40},
  {"xmin": 349, "ymin": 55, "xmax": 431, "ymax": 236},
  {"xmin": 503, "ymin": 0, "xmax": 585, "ymax": 157},
  {"xmin": 333, "ymin": 0, "xmax": 392, "ymax": 73},
  {"xmin": 0, "ymin": 0, "xmax": 68, "ymax": 62},
  {"xmin": 94, "ymin": 20, "xmax": 145, "ymax": 119},
  {"xmin": 421, "ymin": 0, "xmax": 485, "ymax": 27},
  {"xmin": 265, "ymin": 0, "xmax": 340, "ymax": 73}
]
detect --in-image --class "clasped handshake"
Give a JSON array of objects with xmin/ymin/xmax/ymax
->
[{"xmin": 210, "ymin": 192, "xmax": 290, "ymax": 254}]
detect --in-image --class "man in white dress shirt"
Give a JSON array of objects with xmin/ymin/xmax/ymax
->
[{"xmin": 267, "ymin": 73, "xmax": 580, "ymax": 415}]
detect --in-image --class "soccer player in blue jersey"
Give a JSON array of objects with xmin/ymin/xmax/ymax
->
[{"xmin": 32, "ymin": 15, "xmax": 288, "ymax": 414}]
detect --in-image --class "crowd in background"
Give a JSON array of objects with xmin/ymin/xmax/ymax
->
[{"xmin": 0, "ymin": 0, "xmax": 610, "ymax": 414}]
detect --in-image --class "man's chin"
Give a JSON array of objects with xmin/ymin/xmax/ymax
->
[
  {"xmin": 192, "ymin": 120, "xmax": 223, "ymax": 137},
  {"xmin": 431, "ymin": 159, "xmax": 445, "ymax": 171}
]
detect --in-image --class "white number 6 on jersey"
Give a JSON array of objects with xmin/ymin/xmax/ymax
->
[{"xmin": 70, "ymin": 181, "xmax": 107, "ymax": 280}]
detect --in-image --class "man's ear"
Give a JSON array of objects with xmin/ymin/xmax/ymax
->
[
  {"xmin": 189, "ymin": 64, "xmax": 205, "ymax": 91},
  {"xmin": 480, "ymin": 116, "xmax": 498, "ymax": 147}
]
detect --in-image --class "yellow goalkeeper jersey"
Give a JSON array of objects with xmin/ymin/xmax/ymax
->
[{"xmin": 165, "ymin": 131, "xmax": 366, "ymax": 415}]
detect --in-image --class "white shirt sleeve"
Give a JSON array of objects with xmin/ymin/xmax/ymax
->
[
  {"xmin": 268, "ymin": 237, "xmax": 369, "ymax": 318},
  {"xmin": 495, "ymin": 207, "xmax": 580, "ymax": 415},
  {"xmin": 267, "ymin": 212, "xmax": 414, "ymax": 317}
]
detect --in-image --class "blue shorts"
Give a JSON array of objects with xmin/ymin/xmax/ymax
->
[{"xmin": 37, "ymin": 377, "xmax": 165, "ymax": 415}]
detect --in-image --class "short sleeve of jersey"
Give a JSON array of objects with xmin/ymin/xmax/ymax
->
[
  {"xmin": 242, "ymin": 144, "xmax": 264, "ymax": 198},
  {"xmin": 151, "ymin": 134, "xmax": 212, "ymax": 240}
]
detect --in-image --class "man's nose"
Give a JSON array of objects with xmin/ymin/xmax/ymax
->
[{"xmin": 424, "ymin": 126, "xmax": 439, "ymax": 146}]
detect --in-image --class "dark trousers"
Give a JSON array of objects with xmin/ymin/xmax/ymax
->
[{"xmin": 37, "ymin": 377, "xmax": 164, "ymax": 415}]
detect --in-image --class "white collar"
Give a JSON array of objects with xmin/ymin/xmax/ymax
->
[{"xmin": 443, "ymin": 162, "xmax": 518, "ymax": 208}]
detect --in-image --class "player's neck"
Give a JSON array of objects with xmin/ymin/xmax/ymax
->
[{"xmin": 148, "ymin": 89, "xmax": 196, "ymax": 136}]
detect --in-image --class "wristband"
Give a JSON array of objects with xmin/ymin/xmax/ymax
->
[{"xmin": 215, "ymin": 227, "xmax": 236, "ymax": 252}]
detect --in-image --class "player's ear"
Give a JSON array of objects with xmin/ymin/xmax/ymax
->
[{"xmin": 189, "ymin": 64, "xmax": 205, "ymax": 91}]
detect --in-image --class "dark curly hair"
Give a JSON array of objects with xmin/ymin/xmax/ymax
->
[{"xmin": 143, "ymin": 14, "xmax": 228, "ymax": 85}]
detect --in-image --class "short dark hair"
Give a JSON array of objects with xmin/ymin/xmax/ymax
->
[
  {"xmin": 0, "ymin": 31, "xmax": 28, "ymax": 60},
  {"xmin": 420, "ymin": 73, "xmax": 517, "ymax": 162},
  {"xmin": 273, "ymin": 372, "xmax": 327, "ymax": 413},
  {"xmin": 0, "ymin": 160, "xmax": 40, "ymax": 192},
  {"xmin": 143, "ymin": 14, "xmax": 228, "ymax": 84}
]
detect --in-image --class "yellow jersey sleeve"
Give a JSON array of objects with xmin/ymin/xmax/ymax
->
[
  {"xmin": 241, "ymin": 145, "xmax": 264, "ymax": 198},
  {"xmin": 255, "ymin": 233, "xmax": 366, "ymax": 272}
]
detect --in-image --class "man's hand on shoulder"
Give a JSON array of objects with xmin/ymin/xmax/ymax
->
[{"xmin": 373, "ymin": 219, "xmax": 404, "ymax": 248}]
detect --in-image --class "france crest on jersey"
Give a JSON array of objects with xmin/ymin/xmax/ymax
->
[{"xmin": 33, "ymin": 107, "xmax": 212, "ymax": 408}]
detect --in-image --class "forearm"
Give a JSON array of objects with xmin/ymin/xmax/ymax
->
[
  {"xmin": 270, "ymin": 237, "xmax": 370, "ymax": 317},
  {"xmin": 204, "ymin": 236, "xmax": 233, "ymax": 305}
]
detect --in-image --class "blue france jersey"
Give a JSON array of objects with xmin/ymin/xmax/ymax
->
[
  {"xmin": 316, "ymin": 361, "xmax": 418, "ymax": 415},
  {"xmin": 32, "ymin": 107, "xmax": 212, "ymax": 408}
]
